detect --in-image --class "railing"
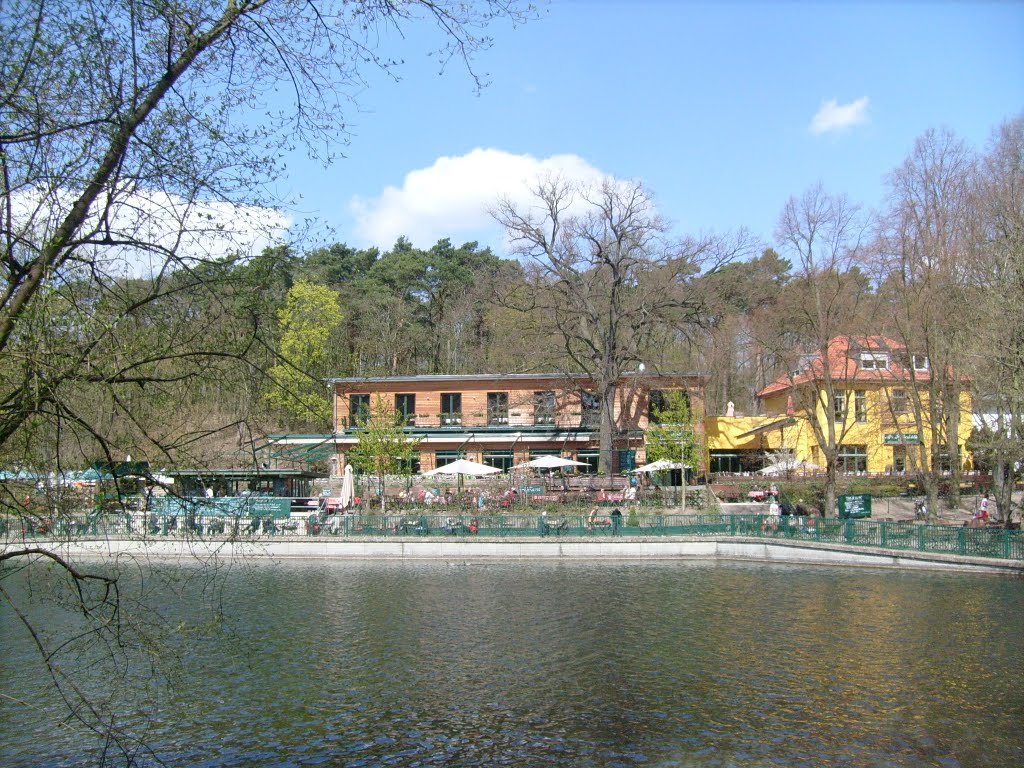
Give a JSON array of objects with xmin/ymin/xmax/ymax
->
[
  {"xmin": 332, "ymin": 513, "xmax": 1024, "ymax": 559},
  {"xmin": 4, "ymin": 512, "xmax": 1021, "ymax": 562}
]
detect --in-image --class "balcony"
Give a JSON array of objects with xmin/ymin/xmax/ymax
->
[{"xmin": 440, "ymin": 412, "xmax": 463, "ymax": 426}]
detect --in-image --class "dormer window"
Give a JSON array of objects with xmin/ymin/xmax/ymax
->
[
  {"xmin": 912, "ymin": 355, "xmax": 930, "ymax": 372},
  {"xmin": 859, "ymin": 352, "xmax": 889, "ymax": 371}
]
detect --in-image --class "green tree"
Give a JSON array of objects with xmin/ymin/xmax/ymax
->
[
  {"xmin": 644, "ymin": 391, "xmax": 701, "ymax": 469},
  {"xmin": 346, "ymin": 396, "xmax": 421, "ymax": 514},
  {"xmin": 264, "ymin": 281, "xmax": 343, "ymax": 427}
]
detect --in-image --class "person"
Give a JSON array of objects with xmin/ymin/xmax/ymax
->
[
  {"xmin": 768, "ymin": 497, "xmax": 781, "ymax": 530},
  {"xmin": 468, "ymin": 517, "xmax": 479, "ymax": 534},
  {"xmin": 975, "ymin": 492, "xmax": 990, "ymax": 521},
  {"xmin": 537, "ymin": 511, "xmax": 550, "ymax": 537},
  {"xmin": 610, "ymin": 507, "xmax": 623, "ymax": 535},
  {"xmin": 587, "ymin": 507, "xmax": 599, "ymax": 532}
]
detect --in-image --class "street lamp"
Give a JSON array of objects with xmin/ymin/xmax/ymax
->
[{"xmin": 678, "ymin": 423, "xmax": 694, "ymax": 515}]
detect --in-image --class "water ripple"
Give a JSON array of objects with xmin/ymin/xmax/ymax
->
[{"xmin": 1, "ymin": 561, "xmax": 1022, "ymax": 767}]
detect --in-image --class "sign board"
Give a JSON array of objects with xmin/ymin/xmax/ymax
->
[
  {"xmin": 520, "ymin": 485, "xmax": 545, "ymax": 495},
  {"xmin": 883, "ymin": 433, "xmax": 920, "ymax": 445},
  {"xmin": 149, "ymin": 496, "xmax": 292, "ymax": 519},
  {"xmin": 838, "ymin": 493, "xmax": 872, "ymax": 519}
]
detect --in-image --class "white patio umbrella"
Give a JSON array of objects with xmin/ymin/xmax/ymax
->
[
  {"xmin": 517, "ymin": 455, "xmax": 589, "ymax": 470},
  {"xmin": 631, "ymin": 459, "xmax": 685, "ymax": 473},
  {"xmin": 339, "ymin": 464, "xmax": 355, "ymax": 509},
  {"xmin": 421, "ymin": 459, "xmax": 502, "ymax": 477}
]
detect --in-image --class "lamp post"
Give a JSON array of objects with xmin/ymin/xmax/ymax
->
[
  {"xmin": 679, "ymin": 424, "xmax": 694, "ymax": 515},
  {"xmin": 680, "ymin": 427, "xmax": 687, "ymax": 515}
]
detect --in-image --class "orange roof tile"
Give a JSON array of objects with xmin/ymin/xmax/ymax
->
[{"xmin": 756, "ymin": 336, "xmax": 931, "ymax": 399}]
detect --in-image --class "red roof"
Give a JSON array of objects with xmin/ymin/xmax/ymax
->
[{"xmin": 757, "ymin": 336, "xmax": 928, "ymax": 398}]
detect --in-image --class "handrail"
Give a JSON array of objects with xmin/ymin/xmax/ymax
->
[{"xmin": 5, "ymin": 512, "xmax": 1020, "ymax": 561}]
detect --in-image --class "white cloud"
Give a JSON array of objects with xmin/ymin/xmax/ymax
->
[
  {"xmin": 348, "ymin": 148, "xmax": 607, "ymax": 248},
  {"xmin": 11, "ymin": 185, "xmax": 291, "ymax": 277},
  {"xmin": 809, "ymin": 97, "xmax": 870, "ymax": 135}
]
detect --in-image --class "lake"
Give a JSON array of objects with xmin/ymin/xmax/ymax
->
[{"xmin": 1, "ymin": 559, "xmax": 1022, "ymax": 767}]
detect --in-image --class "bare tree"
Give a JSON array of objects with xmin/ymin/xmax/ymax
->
[
  {"xmin": 966, "ymin": 115, "xmax": 1024, "ymax": 525},
  {"xmin": 492, "ymin": 177, "xmax": 725, "ymax": 473},
  {"xmin": 0, "ymin": 0, "xmax": 531, "ymax": 756},
  {"xmin": 873, "ymin": 128, "xmax": 978, "ymax": 519},
  {"xmin": 770, "ymin": 183, "xmax": 869, "ymax": 515}
]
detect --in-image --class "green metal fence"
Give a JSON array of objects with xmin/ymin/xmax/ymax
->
[
  {"xmin": 322, "ymin": 512, "xmax": 1024, "ymax": 561},
  {"xmin": 4, "ymin": 511, "xmax": 1021, "ymax": 562}
]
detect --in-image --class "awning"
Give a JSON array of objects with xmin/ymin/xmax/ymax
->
[
  {"xmin": 737, "ymin": 417, "xmax": 797, "ymax": 438},
  {"xmin": 270, "ymin": 443, "xmax": 336, "ymax": 462}
]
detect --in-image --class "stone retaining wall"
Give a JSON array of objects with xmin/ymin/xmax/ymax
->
[{"xmin": 24, "ymin": 537, "xmax": 1024, "ymax": 575}]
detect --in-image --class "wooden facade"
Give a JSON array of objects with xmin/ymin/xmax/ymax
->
[{"xmin": 328, "ymin": 372, "xmax": 705, "ymax": 476}]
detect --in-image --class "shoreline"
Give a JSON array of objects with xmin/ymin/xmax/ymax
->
[{"xmin": 21, "ymin": 535, "xmax": 1024, "ymax": 575}]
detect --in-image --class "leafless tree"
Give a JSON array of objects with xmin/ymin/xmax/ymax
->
[
  {"xmin": 872, "ymin": 128, "xmax": 978, "ymax": 518},
  {"xmin": 965, "ymin": 115, "xmax": 1024, "ymax": 525},
  {"xmin": 770, "ymin": 183, "xmax": 869, "ymax": 515},
  {"xmin": 492, "ymin": 176, "xmax": 730, "ymax": 473}
]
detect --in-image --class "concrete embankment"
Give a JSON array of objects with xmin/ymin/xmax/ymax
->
[{"xmin": 28, "ymin": 536, "xmax": 1024, "ymax": 575}]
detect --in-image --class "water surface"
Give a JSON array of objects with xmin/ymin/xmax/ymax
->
[{"xmin": 2, "ymin": 559, "xmax": 1022, "ymax": 767}]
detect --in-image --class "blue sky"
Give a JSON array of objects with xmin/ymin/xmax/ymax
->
[{"xmin": 275, "ymin": 1, "xmax": 1024, "ymax": 256}]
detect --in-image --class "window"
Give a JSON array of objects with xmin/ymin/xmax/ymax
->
[
  {"xmin": 854, "ymin": 390, "xmax": 867, "ymax": 423},
  {"xmin": 349, "ymin": 394, "xmax": 370, "ymax": 426},
  {"xmin": 890, "ymin": 388, "xmax": 907, "ymax": 415},
  {"xmin": 534, "ymin": 391, "xmax": 555, "ymax": 425},
  {"xmin": 395, "ymin": 394, "xmax": 416, "ymax": 425},
  {"xmin": 833, "ymin": 392, "xmax": 846, "ymax": 422},
  {"xmin": 934, "ymin": 447, "xmax": 955, "ymax": 474},
  {"xmin": 837, "ymin": 444, "xmax": 868, "ymax": 473},
  {"xmin": 434, "ymin": 450, "xmax": 463, "ymax": 467},
  {"xmin": 576, "ymin": 450, "xmax": 599, "ymax": 473},
  {"xmin": 398, "ymin": 455, "xmax": 421, "ymax": 474},
  {"xmin": 860, "ymin": 352, "xmax": 889, "ymax": 370},
  {"xmin": 487, "ymin": 392, "xmax": 509, "ymax": 425},
  {"xmin": 581, "ymin": 391, "xmax": 600, "ymax": 428},
  {"xmin": 482, "ymin": 450, "xmax": 513, "ymax": 471},
  {"xmin": 440, "ymin": 393, "xmax": 462, "ymax": 425},
  {"xmin": 912, "ymin": 354, "xmax": 930, "ymax": 372},
  {"xmin": 617, "ymin": 450, "xmax": 637, "ymax": 473},
  {"xmin": 892, "ymin": 446, "xmax": 907, "ymax": 473},
  {"xmin": 709, "ymin": 450, "xmax": 771, "ymax": 475}
]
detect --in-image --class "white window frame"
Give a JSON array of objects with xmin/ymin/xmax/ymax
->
[{"xmin": 859, "ymin": 352, "xmax": 889, "ymax": 371}]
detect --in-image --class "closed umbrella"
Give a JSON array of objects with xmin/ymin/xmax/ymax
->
[{"xmin": 339, "ymin": 464, "xmax": 355, "ymax": 509}]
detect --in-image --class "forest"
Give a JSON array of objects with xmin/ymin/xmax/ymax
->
[{"xmin": 2, "ymin": 119, "xmax": 1022, "ymax": 483}]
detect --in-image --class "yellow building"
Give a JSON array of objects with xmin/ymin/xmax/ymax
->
[{"xmin": 705, "ymin": 336, "xmax": 974, "ymax": 475}]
